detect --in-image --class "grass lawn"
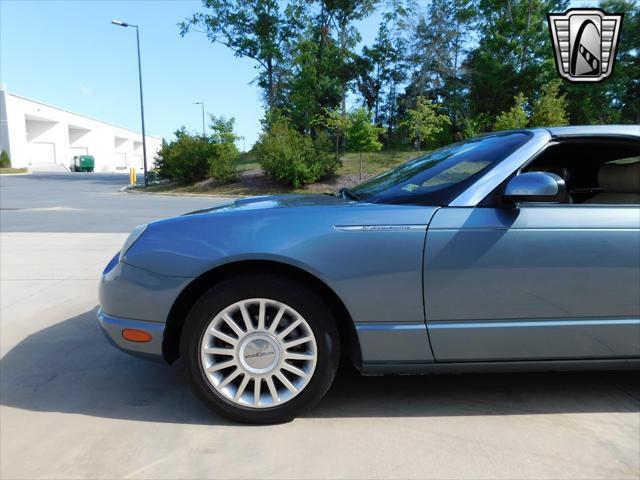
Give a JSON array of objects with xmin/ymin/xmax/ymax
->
[
  {"xmin": 138, "ymin": 149, "xmax": 423, "ymax": 197},
  {"xmin": 236, "ymin": 151, "xmax": 260, "ymax": 172},
  {"xmin": 339, "ymin": 150, "xmax": 422, "ymax": 177},
  {"xmin": 0, "ymin": 167, "xmax": 28, "ymax": 174}
]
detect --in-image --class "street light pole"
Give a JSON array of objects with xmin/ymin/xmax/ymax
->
[
  {"xmin": 112, "ymin": 19, "xmax": 148, "ymax": 187},
  {"xmin": 193, "ymin": 102, "xmax": 205, "ymax": 136}
]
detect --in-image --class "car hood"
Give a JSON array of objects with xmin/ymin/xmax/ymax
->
[
  {"xmin": 185, "ymin": 194, "xmax": 350, "ymax": 216},
  {"xmin": 125, "ymin": 193, "xmax": 440, "ymax": 278}
]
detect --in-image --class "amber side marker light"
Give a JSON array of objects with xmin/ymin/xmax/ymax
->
[{"xmin": 122, "ymin": 328, "xmax": 152, "ymax": 343}]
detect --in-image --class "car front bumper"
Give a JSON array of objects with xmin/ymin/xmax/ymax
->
[
  {"xmin": 98, "ymin": 309, "xmax": 165, "ymax": 360},
  {"xmin": 98, "ymin": 253, "xmax": 194, "ymax": 361}
]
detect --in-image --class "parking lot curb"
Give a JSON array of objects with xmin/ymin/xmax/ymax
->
[
  {"xmin": 0, "ymin": 171, "xmax": 32, "ymax": 176},
  {"xmin": 120, "ymin": 185, "xmax": 238, "ymax": 198}
]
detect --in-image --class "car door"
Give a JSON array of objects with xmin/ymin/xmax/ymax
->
[{"xmin": 423, "ymin": 203, "xmax": 640, "ymax": 362}]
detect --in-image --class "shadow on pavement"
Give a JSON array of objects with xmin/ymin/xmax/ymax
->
[{"xmin": 1, "ymin": 308, "xmax": 639, "ymax": 425}]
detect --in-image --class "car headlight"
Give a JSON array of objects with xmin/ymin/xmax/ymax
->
[{"xmin": 119, "ymin": 224, "xmax": 148, "ymax": 260}]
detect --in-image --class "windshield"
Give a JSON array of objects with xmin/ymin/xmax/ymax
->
[{"xmin": 350, "ymin": 131, "xmax": 533, "ymax": 205}]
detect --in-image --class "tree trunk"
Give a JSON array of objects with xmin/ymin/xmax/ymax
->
[
  {"xmin": 340, "ymin": 19, "xmax": 347, "ymax": 115},
  {"xmin": 267, "ymin": 58, "xmax": 274, "ymax": 111},
  {"xmin": 335, "ymin": 133, "xmax": 340, "ymax": 162},
  {"xmin": 359, "ymin": 152, "xmax": 363, "ymax": 180},
  {"xmin": 520, "ymin": 0, "xmax": 534, "ymax": 73}
]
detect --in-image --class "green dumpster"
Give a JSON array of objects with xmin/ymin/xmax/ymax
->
[{"xmin": 70, "ymin": 155, "xmax": 95, "ymax": 172}]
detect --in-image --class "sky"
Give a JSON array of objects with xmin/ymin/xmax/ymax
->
[
  {"xmin": 0, "ymin": 1, "xmax": 595, "ymax": 149},
  {"xmin": 0, "ymin": 0, "xmax": 382, "ymax": 149}
]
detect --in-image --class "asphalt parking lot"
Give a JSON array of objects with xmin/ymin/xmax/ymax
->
[{"xmin": 1, "ymin": 172, "xmax": 639, "ymax": 479}]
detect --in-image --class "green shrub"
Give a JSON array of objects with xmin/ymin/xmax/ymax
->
[
  {"xmin": 494, "ymin": 93, "xmax": 528, "ymax": 131},
  {"xmin": 209, "ymin": 142, "xmax": 238, "ymax": 182},
  {"xmin": 0, "ymin": 150, "xmax": 10, "ymax": 168},
  {"xmin": 313, "ymin": 130, "xmax": 340, "ymax": 175},
  {"xmin": 255, "ymin": 117, "xmax": 338, "ymax": 188},
  {"xmin": 154, "ymin": 127, "xmax": 237, "ymax": 184}
]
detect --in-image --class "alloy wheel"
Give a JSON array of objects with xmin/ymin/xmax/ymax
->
[{"xmin": 199, "ymin": 298, "xmax": 318, "ymax": 408}]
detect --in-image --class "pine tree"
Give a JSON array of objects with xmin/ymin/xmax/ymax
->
[
  {"xmin": 529, "ymin": 81, "xmax": 569, "ymax": 127},
  {"xmin": 494, "ymin": 93, "xmax": 528, "ymax": 131},
  {"xmin": 401, "ymin": 97, "xmax": 450, "ymax": 151}
]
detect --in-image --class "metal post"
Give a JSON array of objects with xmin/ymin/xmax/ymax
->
[
  {"xmin": 194, "ymin": 102, "xmax": 205, "ymax": 136},
  {"xmin": 201, "ymin": 103, "xmax": 205, "ymax": 137},
  {"xmin": 134, "ymin": 26, "xmax": 148, "ymax": 187}
]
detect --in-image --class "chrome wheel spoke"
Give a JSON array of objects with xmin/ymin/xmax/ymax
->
[
  {"xmin": 268, "ymin": 305, "xmax": 286, "ymax": 333},
  {"xmin": 210, "ymin": 329, "xmax": 238, "ymax": 347},
  {"xmin": 206, "ymin": 359, "xmax": 235, "ymax": 372},
  {"xmin": 266, "ymin": 376, "xmax": 279, "ymax": 402},
  {"xmin": 284, "ymin": 335, "xmax": 313, "ymax": 349},
  {"xmin": 218, "ymin": 368, "xmax": 242, "ymax": 389},
  {"xmin": 282, "ymin": 362, "xmax": 310, "ymax": 379},
  {"xmin": 275, "ymin": 371, "xmax": 297, "ymax": 393},
  {"xmin": 253, "ymin": 378, "xmax": 262, "ymax": 406},
  {"xmin": 257, "ymin": 300, "xmax": 266, "ymax": 330},
  {"xmin": 203, "ymin": 346, "xmax": 234, "ymax": 356},
  {"xmin": 200, "ymin": 298, "xmax": 317, "ymax": 409},
  {"xmin": 221, "ymin": 312, "xmax": 244, "ymax": 337},
  {"xmin": 239, "ymin": 303, "xmax": 253, "ymax": 332},
  {"xmin": 278, "ymin": 317, "xmax": 303, "ymax": 340},
  {"xmin": 284, "ymin": 352, "xmax": 314, "ymax": 361},
  {"xmin": 234, "ymin": 375, "xmax": 250, "ymax": 401}
]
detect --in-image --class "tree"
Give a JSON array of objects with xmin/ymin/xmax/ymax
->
[
  {"xmin": 494, "ymin": 93, "xmax": 528, "ymax": 131},
  {"xmin": 564, "ymin": 0, "xmax": 639, "ymax": 124},
  {"xmin": 529, "ymin": 81, "xmax": 568, "ymax": 127},
  {"xmin": 313, "ymin": 107, "xmax": 351, "ymax": 161},
  {"xmin": 285, "ymin": 35, "xmax": 343, "ymax": 134},
  {"xmin": 401, "ymin": 97, "xmax": 450, "ymax": 152},
  {"xmin": 402, "ymin": 0, "xmax": 476, "ymax": 135},
  {"xmin": 208, "ymin": 115, "xmax": 240, "ymax": 180},
  {"xmin": 346, "ymin": 108, "xmax": 383, "ymax": 179},
  {"xmin": 466, "ymin": 0, "xmax": 567, "ymax": 121},
  {"xmin": 354, "ymin": 4, "xmax": 408, "ymax": 128},
  {"xmin": 320, "ymin": 0, "xmax": 379, "ymax": 113},
  {"xmin": 0, "ymin": 150, "xmax": 10, "ymax": 168},
  {"xmin": 180, "ymin": 1, "xmax": 304, "ymax": 110},
  {"xmin": 209, "ymin": 115, "xmax": 239, "ymax": 144}
]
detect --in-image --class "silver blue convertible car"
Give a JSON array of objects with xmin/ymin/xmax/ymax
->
[{"xmin": 99, "ymin": 125, "xmax": 640, "ymax": 423}]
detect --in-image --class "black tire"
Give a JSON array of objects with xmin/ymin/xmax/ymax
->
[{"xmin": 180, "ymin": 273, "xmax": 340, "ymax": 424}]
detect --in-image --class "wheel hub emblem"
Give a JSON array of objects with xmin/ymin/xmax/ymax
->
[{"xmin": 239, "ymin": 334, "xmax": 280, "ymax": 374}]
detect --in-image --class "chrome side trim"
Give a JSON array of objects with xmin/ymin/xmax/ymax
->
[
  {"xmin": 449, "ymin": 129, "xmax": 552, "ymax": 207},
  {"xmin": 357, "ymin": 322, "xmax": 428, "ymax": 331},
  {"xmin": 428, "ymin": 318, "xmax": 640, "ymax": 329},
  {"xmin": 334, "ymin": 224, "xmax": 428, "ymax": 232}
]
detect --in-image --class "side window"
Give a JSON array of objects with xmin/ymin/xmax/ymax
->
[
  {"xmin": 583, "ymin": 156, "xmax": 640, "ymax": 205},
  {"xmin": 521, "ymin": 139, "xmax": 640, "ymax": 205}
]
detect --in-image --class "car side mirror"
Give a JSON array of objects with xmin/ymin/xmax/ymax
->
[{"xmin": 503, "ymin": 172, "xmax": 566, "ymax": 203}]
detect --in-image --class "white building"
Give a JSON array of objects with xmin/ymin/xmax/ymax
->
[{"xmin": 0, "ymin": 84, "xmax": 162, "ymax": 172}]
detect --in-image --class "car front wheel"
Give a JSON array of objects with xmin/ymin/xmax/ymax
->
[{"xmin": 181, "ymin": 273, "xmax": 340, "ymax": 424}]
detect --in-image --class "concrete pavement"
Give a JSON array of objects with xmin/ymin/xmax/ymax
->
[
  {"xmin": 0, "ymin": 172, "xmax": 223, "ymax": 232},
  {"xmin": 1, "ymin": 173, "xmax": 639, "ymax": 479}
]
